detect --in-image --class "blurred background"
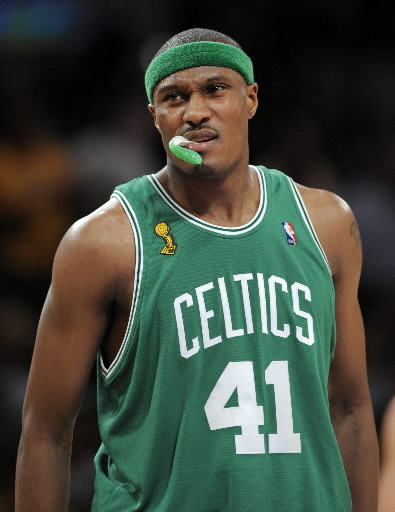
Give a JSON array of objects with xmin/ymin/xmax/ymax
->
[{"xmin": 0, "ymin": 1, "xmax": 394, "ymax": 510}]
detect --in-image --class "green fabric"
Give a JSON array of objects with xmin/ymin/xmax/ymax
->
[
  {"xmin": 144, "ymin": 41, "xmax": 254, "ymax": 102},
  {"xmin": 92, "ymin": 166, "xmax": 351, "ymax": 511}
]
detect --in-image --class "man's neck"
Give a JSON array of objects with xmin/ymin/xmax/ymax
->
[{"xmin": 156, "ymin": 164, "xmax": 260, "ymax": 227}]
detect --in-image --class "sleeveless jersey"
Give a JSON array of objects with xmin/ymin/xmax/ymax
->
[{"xmin": 92, "ymin": 166, "xmax": 351, "ymax": 511}]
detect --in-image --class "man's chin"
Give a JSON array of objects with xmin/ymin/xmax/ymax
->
[
  {"xmin": 189, "ymin": 163, "xmax": 216, "ymax": 179},
  {"xmin": 170, "ymin": 159, "xmax": 228, "ymax": 181}
]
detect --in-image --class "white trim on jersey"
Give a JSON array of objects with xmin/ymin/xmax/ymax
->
[
  {"xmin": 287, "ymin": 177, "xmax": 332, "ymax": 276},
  {"xmin": 99, "ymin": 190, "xmax": 144, "ymax": 379},
  {"xmin": 148, "ymin": 166, "xmax": 268, "ymax": 236}
]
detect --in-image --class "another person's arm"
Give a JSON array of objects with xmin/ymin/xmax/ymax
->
[
  {"xmin": 15, "ymin": 199, "xmax": 134, "ymax": 512},
  {"xmin": 378, "ymin": 395, "xmax": 395, "ymax": 512},
  {"xmin": 303, "ymin": 187, "xmax": 379, "ymax": 511}
]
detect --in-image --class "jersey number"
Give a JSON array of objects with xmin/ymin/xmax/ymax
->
[{"xmin": 204, "ymin": 361, "xmax": 301, "ymax": 454}]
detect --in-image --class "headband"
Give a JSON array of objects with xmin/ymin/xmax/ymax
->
[{"xmin": 144, "ymin": 41, "xmax": 254, "ymax": 103}]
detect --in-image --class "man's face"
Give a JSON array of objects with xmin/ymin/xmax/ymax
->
[{"xmin": 148, "ymin": 66, "xmax": 258, "ymax": 178}]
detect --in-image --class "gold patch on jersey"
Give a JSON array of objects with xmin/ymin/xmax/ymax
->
[{"xmin": 154, "ymin": 222, "xmax": 177, "ymax": 255}]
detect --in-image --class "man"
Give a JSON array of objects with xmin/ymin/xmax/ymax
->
[
  {"xmin": 16, "ymin": 28, "xmax": 378, "ymax": 511},
  {"xmin": 379, "ymin": 395, "xmax": 395, "ymax": 512}
]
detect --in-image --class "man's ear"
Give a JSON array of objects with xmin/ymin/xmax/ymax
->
[
  {"xmin": 148, "ymin": 104, "xmax": 160, "ymax": 131},
  {"xmin": 246, "ymin": 83, "xmax": 258, "ymax": 119}
]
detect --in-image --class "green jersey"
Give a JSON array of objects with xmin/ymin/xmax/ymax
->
[{"xmin": 92, "ymin": 166, "xmax": 351, "ymax": 511}]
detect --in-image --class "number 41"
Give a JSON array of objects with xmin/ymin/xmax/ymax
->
[{"xmin": 204, "ymin": 361, "xmax": 301, "ymax": 454}]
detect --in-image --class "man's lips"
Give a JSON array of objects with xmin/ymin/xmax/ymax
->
[
  {"xmin": 181, "ymin": 129, "xmax": 218, "ymax": 152},
  {"xmin": 183, "ymin": 139, "xmax": 217, "ymax": 152}
]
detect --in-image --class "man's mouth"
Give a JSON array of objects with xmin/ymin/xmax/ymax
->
[{"xmin": 182, "ymin": 129, "xmax": 218, "ymax": 151}]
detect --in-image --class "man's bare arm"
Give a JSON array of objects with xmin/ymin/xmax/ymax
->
[
  {"xmin": 15, "ymin": 199, "xmax": 134, "ymax": 512},
  {"xmin": 301, "ymin": 186, "xmax": 379, "ymax": 511},
  {"xmin": 328, "ymin": 200, "xmax": 378, "ymax": 511}
]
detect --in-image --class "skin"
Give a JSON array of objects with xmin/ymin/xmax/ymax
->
[
  {"xmin": 378, "ymin": 396, "xmax": 395, "ymax": 512},
  {"xmin": 15, "ymin": 65, "xmax": 379, "ymax": 511}
]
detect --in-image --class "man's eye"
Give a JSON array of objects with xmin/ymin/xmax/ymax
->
[
  {"xmin": 208, "ymin": 84, "xmax": 225, "ymax": 94},
  {"xmin": 165, "ymin": 92, "xmax": 182, "ymax": 102}
]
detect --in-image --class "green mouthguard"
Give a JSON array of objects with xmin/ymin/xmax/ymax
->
[{"xmin": 169, "ymin": 136, "xmax": 203, "ymax": 165}]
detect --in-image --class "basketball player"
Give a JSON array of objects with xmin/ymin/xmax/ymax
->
[
  {"xmin": 378, "ymin": 395, "xmax": 395, "ymax": 512},
  {"xmin": 15, "ymin": 28, "xmax": 379, "ymax": 511}
]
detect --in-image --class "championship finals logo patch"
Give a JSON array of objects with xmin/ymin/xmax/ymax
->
[
  {"xmin": 281, "ymin": 222, "xmax": 297, "ymax": 245},
  {"xmin": 154, "ymin": 222, "xmax": 177, "ymax": 254}
]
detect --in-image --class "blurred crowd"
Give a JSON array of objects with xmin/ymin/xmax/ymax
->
[{"xmin": 0, "ymin": 1, "xmax": 394, "ymax": 510}]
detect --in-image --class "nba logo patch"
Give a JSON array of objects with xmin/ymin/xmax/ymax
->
[{"xmin": 282, "ymin": 222, "xmax": 297, "ymax": 245}]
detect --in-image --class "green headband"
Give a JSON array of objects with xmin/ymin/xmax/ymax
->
[{"xmin": 145, "ymin": 41, "xmax": 254, "ymax": 103}]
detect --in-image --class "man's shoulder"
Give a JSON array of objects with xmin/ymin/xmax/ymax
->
[
  {"xmin": 296, "ymin": 183, "xmax": 353, "ymax": 221},
  {"xmin": 295, "ymin": 183, "xmax": 360, "ymax": 276},
  {"xmin": 71, "ymin": 198, "xmax": 128, "ymax": 243},
  {"xmin": 255, "ymin": 165, "xmax": 354, "ymax": 223},
  {"xmin": 54, "ymin": 198, "xmax": 133, "ymax": 273}
]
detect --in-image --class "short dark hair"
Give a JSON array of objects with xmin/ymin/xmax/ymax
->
[{"xmin": 154, "ymin": 28, "xmax": 243, "ymax": 59}]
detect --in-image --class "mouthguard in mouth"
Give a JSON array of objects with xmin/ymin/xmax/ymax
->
[{"xmin": 169, "ymin": 136, "xmax": 203, "ymax": 165}]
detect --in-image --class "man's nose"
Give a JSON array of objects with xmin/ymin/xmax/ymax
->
[{"xmin": 183, "ymin": 93, "xmax": 211, "ymax": 127}]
